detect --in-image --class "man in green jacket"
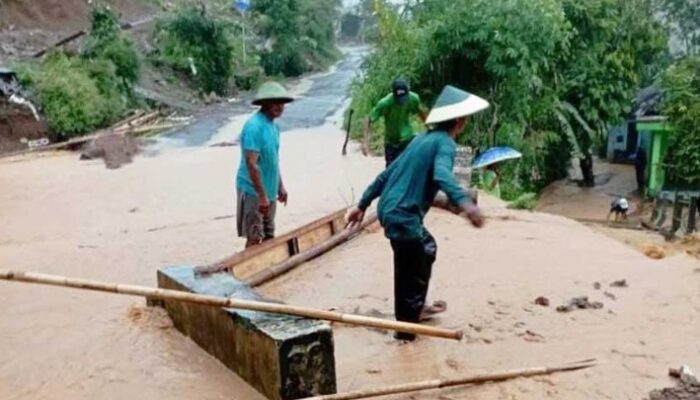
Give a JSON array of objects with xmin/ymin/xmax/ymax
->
[
  {"xmin": 346, "ymin": 85, "xmax": 489, "ymax": 341},
  {"xmin": 362, "ymin": 79, "xmax": 428, "ymax": 166}
]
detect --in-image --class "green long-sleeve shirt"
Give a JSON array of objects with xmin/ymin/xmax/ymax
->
[{"xmin": 358, "ymin": 130, "xmax": 473, "ymax": 241}]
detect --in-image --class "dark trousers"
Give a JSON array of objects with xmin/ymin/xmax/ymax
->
[
  {"xmin": 389, "ymin": 231, "xmax": 437, "ymax": 340},
  {"xmin": 384, "ymin": 144, "xmax": 407, "ymax": 167}
]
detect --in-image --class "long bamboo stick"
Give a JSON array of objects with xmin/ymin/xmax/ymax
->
[
  {"xmin": 0, "ymin": 270, "xmax": 462, "ymax": 340},
  {"xmin": 304, "ymin": 360, "xmax": 596, "ymax": 400},
  {"xmin": 246, "ymin": 213, "xmax": 378, "ymax": 287}
]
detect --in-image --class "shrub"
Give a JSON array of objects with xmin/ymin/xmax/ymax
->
[
  {"xmin": 155, "ymin": 7, "xmax": 233, "ymax": 94},
  {"xmin": 660, "ymin": 55, "xmax": 700, "ymax": 186},
  {"xmin": 18, "ymin": 52, "xmax": 124, "ymax": 139},
  {"xmin": 507, "ymin": 192, "xmax": 538, "ymax": 210},
  {"xmin": 81, "ymin": 5, "xmax": 140, "ymax": 92}
]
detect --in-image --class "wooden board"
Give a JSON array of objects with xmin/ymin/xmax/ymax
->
[{"xmin": 195, "ymin": 209, "xmax": 348, "ymax": 279}]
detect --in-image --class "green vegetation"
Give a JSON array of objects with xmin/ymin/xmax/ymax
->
[
  {"xmin": 507, "ymin": 192, "xmax": 539, "ymax": 211},
  {"xmin": 656, "ymin": 0, "xmax": 700, "ymax": 55},
  {"xmin": 16, "ymin": 5, "xmax": 139, "ymax": 139},
  {"xmin": 17, "ymin": 53, "xmax": 125, "ymax": 139},
  {"xmin": 82, "ymin": 5, "xmax": 140, "ymax": 93},
  {"xmin": 654, "ymin": 0, "xmax": 700, "ymax": 187},
  {"xmin": 253, "ymin": 0, "xmax": 341, "ymax": 76},
  {"xmin": 660, "ymin": 55, "xmax": 700, "ymax": 186},
  {"xmin": 349, "ymin": 0, "xmax": 667, "ymax": 200},
  {"xmin": 154, "ymin": 6, "xmax": 233, "ymax": 94},
  {"xmin": 12, "ymin": 0, "xmax": 342, "ymax": 140}
]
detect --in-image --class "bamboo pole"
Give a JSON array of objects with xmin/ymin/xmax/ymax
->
[
  {"xmin": 0, "ymin": 270, "xmax": 462, "ymax": 340},
  {"xmin": 246, "ymin": 213, "xmax": 378, "ymax": 287},
  {"xmin": 304, "ymin": 360, "xmax": 597, "ymax": 400}
]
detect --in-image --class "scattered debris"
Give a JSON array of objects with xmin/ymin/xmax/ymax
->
[
  {"xmin": 648, "ymin": 365, "xmax": 700, "ymax": 400},
  {"xmin": 80, "ymin": 133, "xmax": 139, "ymax": 169},
  {"xmin": 27, "ymin": 137, "xmax": 49, "ymax": 148},
  {"xmin": 669, "ymin": 365, "xmax": 696, "ymax": 382},
  {"xmin": 643, "ymin": 244, "xmax": 666, "ymax": 260},
  {"xmin": 610, "ymin": 279, "xmax": 629, "ymax": 288},
  {"xmin": 534, "ymin": 296, "xmax": 550, "ymax": 307},
  {"xmin": 593, "ymin": 282, "xmax": 602, "ymax": 290},
  {"xmin": 9, "ymin": 93, "xmax": 40, "ymax": 120},
  {"xmin": 604, "ymin": 291, "xmax": 617, "ymax": 300},
  {"xmin": 129, "ymin": 207, "xmax": 139, "ymax": 213},
  {"xmin": 520, "ymin": 330, "xmax": 545, "ymax": 343},
  {"xmin": 556, "ymin": 297, "xmax": 603, "ymax": 312},
  {"xmin": 365, "ymin": 368, "xmax": 382, "ymax": 374}
]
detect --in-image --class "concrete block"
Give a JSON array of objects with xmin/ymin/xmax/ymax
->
[{"xmin": 154, "ymin": 265, "xmax": 336, "ymax": 399}]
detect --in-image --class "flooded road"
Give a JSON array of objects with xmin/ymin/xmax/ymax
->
[
  {"xmin": 149, "ymin": 46, "xmax": 368, "ymax": 150},
  {"xmin": 0, "ymin": 44, "xmax": 383, "ymax": 400}
]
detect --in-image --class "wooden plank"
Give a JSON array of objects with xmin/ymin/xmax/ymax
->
[
  {"xmin": 232, "ymin": 244, "xmax": 291, "ymax": 280},
  {"xmin": 245, "ymin": 214, "xmax": 379, "ymax": 287},
  {"xmin": 297, "ymin": 222, "xmax": 334, "ymax": 252},
  {"xmin": 194, "ymin": 208, "xmax": 348, "ymax": 276}
]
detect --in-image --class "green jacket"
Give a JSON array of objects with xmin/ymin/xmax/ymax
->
[
  {"xmin": 369, "ymin": 92, "xmax": 422, "ymax": 146},
  {"xmin": 359, "ymin": 130, "xmax": 473, "ymax": 240}
]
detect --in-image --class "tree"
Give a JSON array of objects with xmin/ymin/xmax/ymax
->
[
  {"xmin": 155, "ymin": 7, "xmax": 233, "ymax": 94},
  {"xmin": 349, "ymin": 0, "xmax": 668, "ymax": 196},
  {"xmin": 660, "ymin": 55, "xmax": 700, "ymax": 186},
  {"xmin": 656, "ymin": 0, "xmax": 700, "ymax": 55},
  {"xmin": 556, "ymin": 0, "xmax": 667, "ymax": 185},
  {"xmin": 253, "ymin": 0, "xmax": 340, "ymax": 76},
  {"xmin": 82, "ymin": 5, "xmax": 140, "ymax": 94}
]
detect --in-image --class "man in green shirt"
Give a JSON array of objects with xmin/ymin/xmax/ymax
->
[
  {"xmin": 362, "ymin": 79, "xmax": 428, "ymax": 166},
  {"xmin": 346, "ymin": 85, "xmax": 489, "ymax": 341}
]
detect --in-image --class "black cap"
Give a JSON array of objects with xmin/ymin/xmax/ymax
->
[{"xmin": 392, "ymin": 79, "xmax": 409, "ymax": 104}]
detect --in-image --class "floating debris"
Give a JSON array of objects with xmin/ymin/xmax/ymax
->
[
  {"xmin": 610, "ymin": 279, "xmax": 628, "ymax": 288},
  {"xmin": 556, "ymin": 296, "xmax": 603, "ymax": 313},
  {"xmin": 534, "ymin": 296, "xmax": 550, "ymax": 307}
]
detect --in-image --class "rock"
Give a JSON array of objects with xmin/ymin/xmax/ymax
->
[
  {"xmin": 593, "ymin": 282, "xmax": 602, "ymax": 290},
  {"xmin": 534, "ymin": 296, "xmax": 550, "ymax": 307},
  {"xmin": 650, "ymin": 366, "xmax": 700, "ymax": 400},
  {"xmin": 610, "ymin": 279, "xmax": 628, "ymax": 288},
  {"xmin": 80, "ymin": 133, "xmax": 138, "ymax": 169},
  {"xmin": 604, "ymin": 291, "xmax": 617, "ymax": 300},
  {"xmin": 556, "ymin": 296, "xmax": 603, "ymax": 313}
]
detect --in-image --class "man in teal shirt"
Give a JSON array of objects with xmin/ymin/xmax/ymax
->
[
  {"xmin": 346, "ymin": 85, "xmax": 489, "ymax": 341},
  {"xmin": 363, "ymin": 79, "xmax": 427, "ymax": 166},
  {"xmin": 237, "ymin": 82, "xmax": 294, "ymax": 248}
]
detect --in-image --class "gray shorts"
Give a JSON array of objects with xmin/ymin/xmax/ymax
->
[{"xmin": 237, "ymin": 191, "xmax": 277, "ymax": 242}]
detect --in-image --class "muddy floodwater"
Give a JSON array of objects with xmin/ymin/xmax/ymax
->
[{"xmin": 2, "ymin": 47, "xmax": 700, "ymax": 399}]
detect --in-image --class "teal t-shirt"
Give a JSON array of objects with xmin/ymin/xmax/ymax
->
[
  {"xmin": 369, "ymin": 92, "xmax": 422, "ymax": 146},
  {"xmin": 236, "ymin": 111, "xmax": 280, "ymax": 199},
  {"xmin": 358, "ymin": 130, "xmax": 473, "ymax": 240}
]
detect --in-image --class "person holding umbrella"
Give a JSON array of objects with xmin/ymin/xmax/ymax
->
[
  {"xmin": 346, "ymin": 85, "xmax": 489, "ymax": 342},
  {"xmin": 472, "ymin": 147, "xmax": 522, "ymax": 199}
]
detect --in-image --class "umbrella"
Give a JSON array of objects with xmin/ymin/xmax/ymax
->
[{"xmin": 471, "ymin": 146, "xmax": 522, "ymax": 169}]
